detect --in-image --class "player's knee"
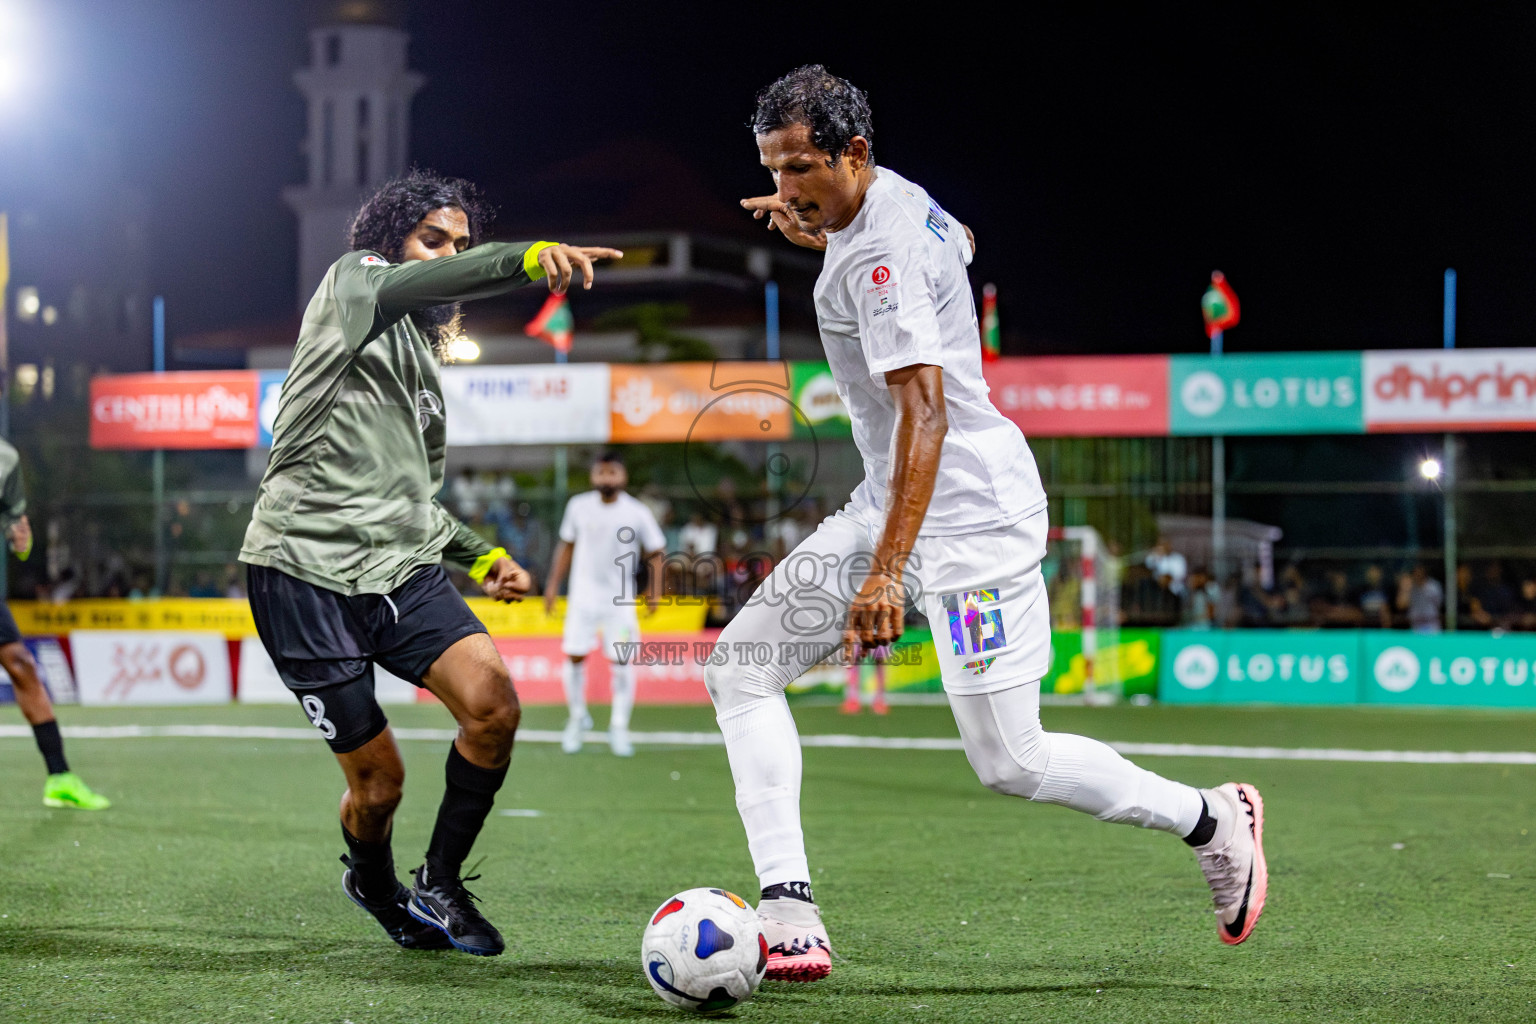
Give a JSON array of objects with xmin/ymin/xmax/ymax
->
[
  {"xmin": 704, "ymin": 657, "xmax": 786, "ymax": 713},
  {"xmin": 0, "ymin": 644, "xmax": 36, "ymax": 684},
  {"xmin": 354, "ymin": 766, "xmax": 404, "ymax": 813},
  {"xmin": 967, "ymin": 731, "xmax": 1051, "ymax": 800},
  {"xmin": 463, "ymin": 679, "xmax": 520, "ymax": 751}
]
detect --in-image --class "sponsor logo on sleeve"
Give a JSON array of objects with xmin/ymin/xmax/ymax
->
[
  {"xmin": 871, "ymin": 266, "xmax": 891, "ymax": 285},
  {"xmin": 360, "ymin": 255, "xmax": 389, "ymax": 267}
]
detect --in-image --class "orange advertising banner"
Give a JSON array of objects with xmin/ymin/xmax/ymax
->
[
  {"xmin": 609, "ymin": 362, "xmax": 797, "ymax": 442},
  {"xmin": 90, "ymin": 372, "xmax": 261, "ymax": 449}
]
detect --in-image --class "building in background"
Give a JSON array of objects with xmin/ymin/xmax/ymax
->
[{"xmin": 283, "ymin": 1, "xmax": 421, "ymax": 310}]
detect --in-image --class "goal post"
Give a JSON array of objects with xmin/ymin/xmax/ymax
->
[{"xmin": 1046, "ymin": 525, "xmax": 1121, "ymax": 704}]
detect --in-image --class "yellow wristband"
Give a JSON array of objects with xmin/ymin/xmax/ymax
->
[
  {"xmin": 469, "ymin": 547, "xmax": 508, "ymax": 584},
  {"xmin": 523, "ymin": 241, "xmax": 558, "ymax": 280},
  {"xmin": 16, "ymin": 540, "xmax": 30, "ymax": 562}
]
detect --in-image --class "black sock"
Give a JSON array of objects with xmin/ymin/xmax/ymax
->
[
  {"xmin": 32, "ymin": 720, "xmax": 69, "ymax": 775},
  {"xmin": 425, "ymin": 743, "xmax": 508, "ymax": 880},
  {"xmin": 341, "ymin": 822, "xmax": 399, "ymax": 902},
  {"xmin": 761, "ymin": 881, "xmax": 815, "ymax": 904},
  {"xmin": 1182, "ymin": 796, "xmax": 1218, "ymax": 847}
]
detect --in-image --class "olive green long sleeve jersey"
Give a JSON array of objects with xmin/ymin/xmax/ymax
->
[
  {"xmin": 0, "ymin": 439, "xmax": 27, "ymax": 531},
  {"xmin": 240, "ymin": 241, "xmax": 554, "ymax": 595}
]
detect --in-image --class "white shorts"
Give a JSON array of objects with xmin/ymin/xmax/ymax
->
[
  {"xmin": 562, "ymin": 601, "xmax": 641, "ymax": 660},
  {"xmin": 721, "ymin": 504, "xmax": 1051, "ymax": 696}
]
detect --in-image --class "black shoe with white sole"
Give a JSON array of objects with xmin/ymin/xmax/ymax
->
[
  {"xmin": 407, "ymin": 864, "xmax": 505, "ymax": 956},
  {"xmin": 341, "ymin": 866, "xmax": 453, "ymax": 950}
]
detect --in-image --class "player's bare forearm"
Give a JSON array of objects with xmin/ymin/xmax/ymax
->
[
  {"xmin": 876, "ymin": 364, "xmax": 947, "ymax": 571},
  {"xmin": 844, "ymin": 364, "xmax": 946, "ymax": 651},
  {"xmin": 543, "ymin": 540, "xmax": 573, "ymax": 614}
]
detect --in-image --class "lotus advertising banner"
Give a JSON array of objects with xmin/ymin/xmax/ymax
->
[
  {"xmin": 1169, "ymin": 353, "xmax": 1364, "ymax": 436},
  {"xmin": 1160, "ymin": 629, "xmax": 1360, "ymax": 704},
  {"xmin": 1363, "ymin": 632, "xmax": 1536, "ymax": 708}
]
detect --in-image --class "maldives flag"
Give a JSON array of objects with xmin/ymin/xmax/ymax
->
[
  {"xmin": 1201, "ymin": 271, "xmax": 1240, "ymax": 339},
  {"xmin": 525, "ymin": 294, "xmax": 574, "ymax": 353},
  {"xmin": 980, "ymin": 283, "xmax": 1001, "ymax": 361}
]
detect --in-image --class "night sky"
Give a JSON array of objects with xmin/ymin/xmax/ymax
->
[{"xmin": 14, "ymin": 2, "xmax": 1536, "ymax": 354}]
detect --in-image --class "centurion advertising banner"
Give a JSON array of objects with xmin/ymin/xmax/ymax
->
[
  {"xmin": 90, "ymin": 372, "xmax": 262, "ymax": 449},
  {"xmin": 1168, "ymin": 353, "xmax": 1364, "ymax": 436},
  {"xmin": 1363, "ymin": 349, "xmax": 1536, "ymax": 432},
  {"xmin": 985, "ymin": 356, "xmax": 1170, "ymax": 437}
]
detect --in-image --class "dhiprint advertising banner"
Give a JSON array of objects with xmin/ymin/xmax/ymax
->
[
  {"xmin": 986, "ymin": 355, "xmax": 1170, "ymax": 437},
  {"xmin": 443, "ymin": 363, "xmax": 611, "ymax": 445},
  {"xmin": 1363, "ymin": 349, "xmax": 1536, "ymax": 432},
  {"xmin": 90, "ymin": 372, "xmax": 262, "ymax": 449}
]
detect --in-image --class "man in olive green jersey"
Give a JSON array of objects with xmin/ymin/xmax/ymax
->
[
  {"xmin": 0, "ymin": 438, "xmax": 110, "ymax": 811},
  {"xmin": 241, "ymin": 171, "xmax": 621, "ymax": 956}
]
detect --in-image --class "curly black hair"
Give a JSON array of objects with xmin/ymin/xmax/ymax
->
[
  {"xmin": 347, "ymin": 170, "xmax": 494, "ymax": 360},
  {"xmin": 752, "ymin": 65, "xmax": 874, "ymax": 167}
]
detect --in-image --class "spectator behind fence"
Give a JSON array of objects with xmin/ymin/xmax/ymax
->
[
  {"xmin": 1468, "ymin": 562, "xmax": 1516, "ymax": 630},
  {"xmin": 1238, "ymin": 563, "xmax": 1276, "ymax": 626},
  {"xmin": 1274, "ymin": 565, "xmax": 1310, "ymax": 626},
  {"xmin": 1144, "ymin": 536, "xmax": 1188, "ymax": 597},
  {"xmin": 1518, "ymin": 577, "xmax": 1536, "ymax": 631},
  {"xmin": 451, "ymin": 465, "xmax": 482, "ymax": 518},
  {"xmin": 1356, "ymin": 565, "xmax": 1391, "ymax": 628},
  {"xmin": 1183, "ymin": 566, "xmax": 1221, "ymax": 629},
  {"xmin": 1398, "ymin": 564, "xmax": 1443, "ymax": 633}
]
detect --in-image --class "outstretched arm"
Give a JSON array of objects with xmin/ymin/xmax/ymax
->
[{"xmin": 337, "ymin": 242, "xmax": 624, "ymax": 345}]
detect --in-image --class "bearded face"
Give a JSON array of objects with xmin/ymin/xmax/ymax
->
[{"xmin": 411, "ymin": 302, "xmax": 465, "ymax": 363}]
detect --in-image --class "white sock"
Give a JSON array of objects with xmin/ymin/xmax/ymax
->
[
  {"xmin": 609, "ymin": 661, "xmax": 635, "ymax": 732},
  {"xmin": 562, "ymin": 659, "xmax": 587, "ymax": 721},
  {"xmin": 717, "ymin": 694, "xmax": 809, "ymax": 888},
  {"xmin": 1037, "ymin": 732, "xmax": 1205, "ymax": 835}
]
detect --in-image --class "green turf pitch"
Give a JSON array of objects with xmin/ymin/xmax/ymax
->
[{"xmin": 2, "ymin": 702, "xmax": 1533, "ymax": 1023}]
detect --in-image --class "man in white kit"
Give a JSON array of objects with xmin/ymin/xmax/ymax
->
[
  {"xmin": 714, "ymin": 65, "xmax": 1270, "ymax": 982},
  {"xmin": 543, "ymin": 452, "xmax": 666, "ymax": 756}
]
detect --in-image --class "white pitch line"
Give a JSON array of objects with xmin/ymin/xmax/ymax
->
[{"xmin": 0, "ymin": 724, "xmax": 1534, "ymax": 765}]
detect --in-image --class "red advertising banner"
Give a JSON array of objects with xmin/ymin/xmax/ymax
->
[
  {"xmin": 416, "ymin": 631, "xmax": 719, "ymax": 706},
  {"xmin": 985, "ymin": 355, "xmax": 1170, "ymax": 436},
  {"xmin": 90, "ymin": 372, "xmax": 260, "ymax": 449}
]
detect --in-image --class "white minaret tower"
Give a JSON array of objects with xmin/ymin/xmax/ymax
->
[{"xmin": 283, "ymin": 4, "xmax": 422, "ymax": 309}]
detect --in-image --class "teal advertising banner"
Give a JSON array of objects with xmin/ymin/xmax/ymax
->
[
  {"xmin": 1160, "ymin": 630, "xmax": 1361, "ymax": 705},
  {"xmin": 1169, "ymin": 352, "xmax": 1364, "ymax": 435},
  {"xmin": 1362, "ymin": 632, "xmax": 1536, "ymax": 708}
]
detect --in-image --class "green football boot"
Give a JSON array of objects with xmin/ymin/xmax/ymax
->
[{"xmin": 43, "ymin": 772, "xmax": 111, "ymax": 810}]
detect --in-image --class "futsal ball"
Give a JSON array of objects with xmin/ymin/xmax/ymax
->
[{"xmin": 641, "ymin": 887, "xmax": 767, "ymax": 1013}]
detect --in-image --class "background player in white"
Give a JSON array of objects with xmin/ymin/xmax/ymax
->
[
  {"xmin": 710, "ymin": 66, "xmax": 1270, "ymax": 982},
  {"xmin": 543, "ymin": 452, "xmax": 666, "ymax": 756}
]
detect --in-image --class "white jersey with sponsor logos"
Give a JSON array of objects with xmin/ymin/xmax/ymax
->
[
  {"xmin": 558, "ymin": 490, "xmax": 666, "ymax": 607},
  {"xmin": 814, "ymin": 168, "xmax": 1046, "ymax": 536}
]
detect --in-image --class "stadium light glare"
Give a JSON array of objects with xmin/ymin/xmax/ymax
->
[
  {"xmin": 1419, "ymin": 457, "xmax": 1442, "ymax": 481},
  {"xmin": 448, "ymin": 336, "xmax": 481, "ymax": 362}
]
